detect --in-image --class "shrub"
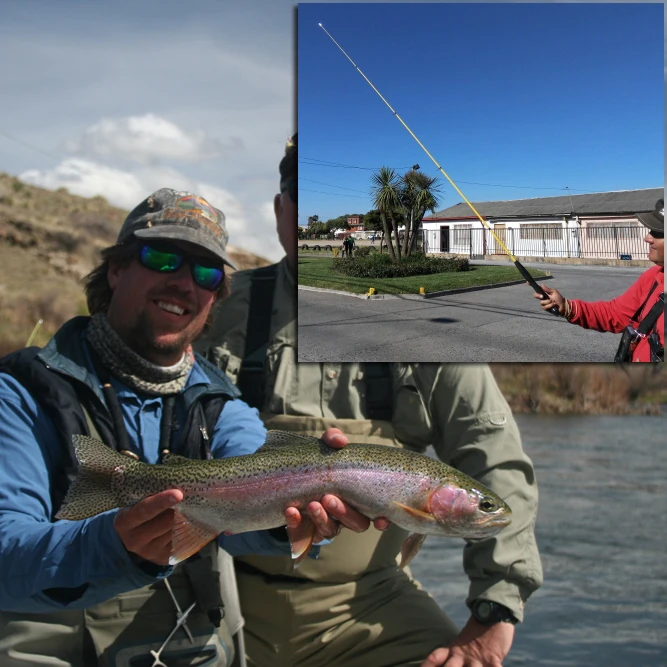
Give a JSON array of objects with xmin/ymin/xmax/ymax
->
[
  {"xmin": 355, "ymin": 246, "xmax": 372, "ymax": 257},
  {"xmin": 332, "ymin": 253, "xmax": 469, "ymax": 278}
]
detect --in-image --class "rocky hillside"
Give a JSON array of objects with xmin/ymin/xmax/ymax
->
[{"xmin": 0, "ymin": 173, "xmax": 270, "ymax": 354}]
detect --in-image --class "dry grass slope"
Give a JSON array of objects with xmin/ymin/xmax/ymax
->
[{"xmin": 0, "ymin": 173, "xmax": 270, "ymax": 354}]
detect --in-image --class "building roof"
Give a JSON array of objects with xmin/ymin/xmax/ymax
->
[{"xmin": 425, "ymin": 188, "xmax": 663, "ymax": 220}]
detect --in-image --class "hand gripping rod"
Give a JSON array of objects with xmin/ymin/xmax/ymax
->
[{"xmin": 318, "ymin": 23, "xmax": 559, "ymax": 316}]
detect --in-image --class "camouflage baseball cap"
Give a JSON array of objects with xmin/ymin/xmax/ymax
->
[
  {"xmin": 637, "ymin": 198, "xmax": 664, "ymax": 234},
  {"xmin": 117, "ymin": 188, "xmax": 237, "ymax": 269}
]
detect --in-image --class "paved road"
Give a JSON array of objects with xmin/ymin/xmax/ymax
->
[{"xmin": 297, "ymin": 262, "xmax": 648, "ymax": 362}]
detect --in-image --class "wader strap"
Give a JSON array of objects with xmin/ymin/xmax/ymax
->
[
  {"xmin": 184, "ymin": 545, "xmax": 225, "ymax": 628},
  {"xmin": 637, "ymin": 291, "xmax": 664, "ymax": 336},
  {"xmin": 237, "ymin": 263, "xmax": 279, "ymax": 410},
  {"xmin": 81, "ymin": 403, "xmax": 102, "ymax": 442},
  {"xmin": 362, "ymin": 363, "xmax": 394, "ymax": 421},
  {"xmin": 630, "ymin": 281, "xmax": 658, "ymax": 328}
]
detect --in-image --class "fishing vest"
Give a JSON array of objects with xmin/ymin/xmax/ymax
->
[
  {"xmin": 233, "ymin": 266, "xmax": 435, "ymax": 583},
  {"xmin": 0, "ymin": 330, "xmax": 241, "ymax": 667}
]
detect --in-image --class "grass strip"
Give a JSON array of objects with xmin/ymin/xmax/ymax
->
[{"xmin": 297, "ymin": 257, "xmax": 548, "ymax": 295}]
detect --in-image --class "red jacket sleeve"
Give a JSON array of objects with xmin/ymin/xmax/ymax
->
[{"xmin": 567, "ymin": 266, "xmax": 664, "ymax": 335}]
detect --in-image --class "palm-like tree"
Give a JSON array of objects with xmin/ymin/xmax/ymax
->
[
  {"xmin": 370, "ymin": 167, "xmax": 402, "ymax": 261},
  {"xmin": 400, "ymin": 170, "xmax": 441, "ymax": 256}
]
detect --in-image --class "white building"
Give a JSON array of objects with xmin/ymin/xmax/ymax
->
[{"xmin": 421, "ymin": 188, "xmax": 662, "ymax": 260}]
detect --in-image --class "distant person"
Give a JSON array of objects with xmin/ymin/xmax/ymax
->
[
  {"xmin": 0, "ymin": 187, "xmax": 376, "ymax": 667},
  {"xmin": 198, "ymin": 132, "xmax": 542, "ymax": 667},
  {"xmin": 369, "ymin": 234, "xmax": 375, "ymax": 245},
  {"xmin": 534, "ymin": 198, "xmax": 664, "ymax": 362}
]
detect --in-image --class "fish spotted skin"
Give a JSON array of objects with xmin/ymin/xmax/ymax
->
[{"xmin": 56, "ymin": 431, "xmax": 511, "ymax": 565}]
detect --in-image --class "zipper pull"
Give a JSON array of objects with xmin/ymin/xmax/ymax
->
[{"xmin": 200, "ymin": 426, "xmax": 212, "ymax": 459}]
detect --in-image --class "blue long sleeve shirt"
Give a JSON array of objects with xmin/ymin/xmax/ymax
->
[{"xmin": 0, "ymin": 339, "xmax": 291, "ymax": 613}]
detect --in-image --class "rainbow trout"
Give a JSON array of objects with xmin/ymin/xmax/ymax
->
[{"xmin": 56, "ymin": 431, "xmax": 511, "ymax": 566}]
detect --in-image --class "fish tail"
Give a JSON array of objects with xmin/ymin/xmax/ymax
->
[{"xmin": 55, "ymin": 435, "xmax": 135, "ymax": 520}]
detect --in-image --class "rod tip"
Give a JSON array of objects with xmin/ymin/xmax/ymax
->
[{"xmin": 318, "ymin": 22, "xmax": 323, "ymax": 27}]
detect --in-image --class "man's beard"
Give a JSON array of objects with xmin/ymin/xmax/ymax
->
[{"xmin": 123, "ymin": 309, "xmax": 206, "ymax": 363}]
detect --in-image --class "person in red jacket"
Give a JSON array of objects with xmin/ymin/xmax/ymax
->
[{"xmin": 534, "ymin": 198, "xmax": 664, "ymax": 362}]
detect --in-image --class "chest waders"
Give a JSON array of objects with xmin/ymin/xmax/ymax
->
[{"xmin": 0, "ymin": 341, "xmax": 240, "ymax": 667}]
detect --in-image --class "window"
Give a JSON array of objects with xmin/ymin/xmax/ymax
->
[
  {"xmin": 452, "ymin": 224, "xmax": 472, "ymax": 245},
  {"xmin": 585, "ymin": 222, "xmax": 641, "ymax": 239},
  {"xmin": 519, "ymin": 223, "xmax": 563, "ymax": 240}
]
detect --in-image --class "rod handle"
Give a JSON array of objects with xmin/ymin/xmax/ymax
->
[{"xmin": 514, "ymin": 262, "xmax": 560, "ymax": 316}]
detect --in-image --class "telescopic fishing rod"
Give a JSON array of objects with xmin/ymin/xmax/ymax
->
[{"xmin": 318, "ymin": 23, "xmax": 560, "ymax": 315}]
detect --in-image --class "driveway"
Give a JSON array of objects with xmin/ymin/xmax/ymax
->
[{"xmin": 297, "ymin": 262, "xmax": 648, "ymax": 362}]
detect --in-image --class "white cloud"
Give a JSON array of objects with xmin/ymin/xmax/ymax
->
[
  {"xmin": 21, "ymin": 158, "xmax": 146, "ymax": 209},
  {"xmin": 260, "ymin": 200, "xmax": 276, "ymax": 225},
  {"xmin": 62, "ymin": 114, "xmax": 240, "ymax": 165},
  {"xmin": 19, "ymin": 158, "xmax": 283, "ymax": 262}
]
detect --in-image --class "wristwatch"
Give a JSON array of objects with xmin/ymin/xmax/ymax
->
[{"xmin": 471, "ymin": 599, "xmax": 518, "ymax": 625}]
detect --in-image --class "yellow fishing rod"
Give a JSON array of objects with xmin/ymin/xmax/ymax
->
[{"xmin": 318, "ymin": 23, "xmax": 560, "ymax": 315}]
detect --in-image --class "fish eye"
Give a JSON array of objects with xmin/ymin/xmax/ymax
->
[{"xmin": 479, "ymin": 497, "xmax": 497, "ymax": 513}]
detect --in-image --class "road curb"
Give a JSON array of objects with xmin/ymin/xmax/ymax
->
[
  {"xmin": 298, "ymin": 275, "xmax": 553, "ymax": 300},
  {"xmin": 298, "ymin": 285, "xmax": 382, "ymax": 299}
]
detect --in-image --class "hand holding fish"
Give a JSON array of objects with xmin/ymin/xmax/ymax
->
[
  {"xmin": 419, "ymin": 618, "xmax": 514, "ymax": 667},
  {"xmin": 114, "ymin": 489, "xmax": 184, "ymax": 565},
  {"xmin": 296, "ymin": 428, "xmax": 391, "ymax": 541}
]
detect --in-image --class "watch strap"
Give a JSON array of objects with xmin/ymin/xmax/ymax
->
[{"xmin": 471, "ymin": 599, "xmax": 518, "ymax": 625}]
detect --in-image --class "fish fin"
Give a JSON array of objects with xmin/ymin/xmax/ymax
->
[
  {"xmin": 169, "ymin": 509, "xmax": 220, "ymax": 565},
  {"xmin": 286, "ymin": 514, "xmax": 316, "ymax": 567},
  {"xmin": 400, "ymin": 532, "xmax": 426, "ymax": 568},
  {"xmin": 55, "ymin": 435, "xmax": 134, "ymax": 521},
  {"xmin": 258, "ymin": 430, "xmax": 321, "ymax": 451},
  {"xmin": 162, "ymin": 453, "xmax": 191, "ymax": 466},
  {"xmin": 392, "ymin": 500, "xmax": 437, "ymax": 523}
]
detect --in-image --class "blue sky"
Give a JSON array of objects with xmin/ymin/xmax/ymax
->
[
  {"xmin": 298, "ymin": 3, "xmax": 665, "ymax": 228},
  {"xmin": 0, "ymin": 0, "xmax": 297, "ymax": 260}
]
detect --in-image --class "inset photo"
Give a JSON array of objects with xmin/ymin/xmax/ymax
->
[{"xmin": 297, "ymin": 3, "xmax": 664, "ymax": 363}]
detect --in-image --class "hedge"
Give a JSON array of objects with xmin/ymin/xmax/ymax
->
[{"xmin": 332, "ymin": 253, "xmax": 469, "ymax": 278}]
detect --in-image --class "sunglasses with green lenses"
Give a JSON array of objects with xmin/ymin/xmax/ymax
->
[{"xmin": 138, "ymin": 243, "xmax": 225, "ymax": 291}]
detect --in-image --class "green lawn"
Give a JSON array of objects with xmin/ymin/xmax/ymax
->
[{"xmin": 297, "ymin": 257, "xmax": 548, "ymax": 295}]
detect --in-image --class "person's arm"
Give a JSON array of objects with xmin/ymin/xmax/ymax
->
[
  {"xmin": 567, "ymin": 270, "xmax": 657, "ymax": 333},
  {"xmin": 0, "ymin": 376, "xmax": 170, "ymax": 613},
  {"xmin": 534, "ymin": 271, "xmax": 652, "ymax": 333},
  {"xmin": 428, "ymin": 364, "xmax": 542, "ymax": 619},
  {"xmin": 419, "ymin": 364, "xmax": 542, "ymax": 666}
]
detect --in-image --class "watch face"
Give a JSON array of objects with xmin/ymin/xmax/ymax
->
[{"xmin": 476, "ymin": 601, "xmax": 493, "ymax": 621}]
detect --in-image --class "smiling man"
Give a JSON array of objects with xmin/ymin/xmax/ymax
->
[
  {"xmin": 0, "ymin": 188, "xmax": 374, "ymax": 667},
  {"xmin": 534, "ymin": 198, "xmax": 664, "ymax": 362}
]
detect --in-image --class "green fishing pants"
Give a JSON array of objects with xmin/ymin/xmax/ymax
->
[{"xmin": 233, "ymin": 565, "xmax": 458, "ymax": 667}]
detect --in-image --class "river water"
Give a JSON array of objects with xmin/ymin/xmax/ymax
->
[{"xmin": 409, "ymin": 414, "xmax": 667, "ymax": 667}]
